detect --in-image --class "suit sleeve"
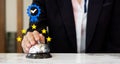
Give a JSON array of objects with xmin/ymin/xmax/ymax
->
[
  {"xmin": 107, "ymin": 0, "xmax": 120, "ymax": 52},
  {"xmin": 27, "ymin": 0, "xmax": 48, "ymax": 33}
]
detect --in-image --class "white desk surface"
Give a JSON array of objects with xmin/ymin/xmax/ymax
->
[{"xmin": 0, "ymin": 53, "xmax": 120, "ymax": 64}]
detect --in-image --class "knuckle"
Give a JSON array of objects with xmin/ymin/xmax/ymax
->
[
  {"xmin": 33, "ymin": 30, "xmax": 38, "ymax": 33},
  {"xmin": 26, "ymin": 35, "xmax": 33, "ymax": 41},
  {"xmin": 27, "ymin": 32, "xmax": 32, "ymax": 36}
]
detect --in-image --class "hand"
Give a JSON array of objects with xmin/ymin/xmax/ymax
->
[{"xmin": 21, "ymin": 30, "xmax": 45, "ymax": 53}]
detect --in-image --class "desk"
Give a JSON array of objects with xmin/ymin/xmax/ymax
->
[{"xmin": 0, "ymin": 53, "xmax": 120, "ymax": 64}]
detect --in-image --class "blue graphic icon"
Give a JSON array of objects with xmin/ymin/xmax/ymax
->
[{"xmin": 27, "ymin": 4, "xmax": 41, "ymax": 22}]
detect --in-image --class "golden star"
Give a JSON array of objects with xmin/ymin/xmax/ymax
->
[
  {"xmin": 46, "ymin": 36, "xmax": 52, "ymax": 42},
  {"xmin": 21, "ymin": 29, "xmax": 26, "ymax": 34},
  {"xmin": 41, "ymin": 29, "xmax": 47, "ymax": 34},
  {"xmin": 32, "ymin": 24, "xmax": 37, "ymax": 29},
  {"xmin": 17, "ymin": 36, "xmax": 22, "ymax": 42}
]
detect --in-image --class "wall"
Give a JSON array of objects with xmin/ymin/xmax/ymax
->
[
  {"xmin": 23, "ymin": 0, "xmax": 32, "ymax": 29},
  {"xmin": 6, "ymin": 0, "xmax": 32, "ymax": 32},
  {"xmin": 6, "ymin": 0, "xmax": 17, "ymax": 32}
]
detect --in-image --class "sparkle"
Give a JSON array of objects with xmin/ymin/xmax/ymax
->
[
  {"xmin": 32, "ymin": 24, "xmax": 37, "ymax": 29},
  {"xmin": 41, "ymin": 29, "xmax": 47, "ymax": 34},
  {"xmin": 17, "ymin": 36, "xmax": 22, "ymax": 42},
  {"xmin": 21, "ymin": 29, "xmax": 26, "ymax": 34},
  {"xmin": 46, "ymin": 36, "xmax": 52, "ymax": 42}
]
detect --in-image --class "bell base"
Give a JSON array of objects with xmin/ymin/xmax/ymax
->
[{"xmin": 26, "ymin": 53, "xmax": 52, "ymax": 59}]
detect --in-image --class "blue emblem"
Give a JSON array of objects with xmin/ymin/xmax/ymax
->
[{"xmin": 27, "ymin": 4, "xmax": 41, "ymax": 23}]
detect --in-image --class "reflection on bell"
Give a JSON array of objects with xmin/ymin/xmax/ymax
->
[{"xmin": 26, "ymin": 41, "xmax": 52, "ymax": 59}]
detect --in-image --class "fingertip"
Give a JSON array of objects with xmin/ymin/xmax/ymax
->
[
  {"xmin": 25, "ymin": 48, "xmax": 29, "ymax": 53},
  {"xmin": 31, "ymin": 41, "xmax": 36, "ymax": 45},
  {"xmin": 27, "ymin": 44, "xmax": 31, "ymax": 48}
]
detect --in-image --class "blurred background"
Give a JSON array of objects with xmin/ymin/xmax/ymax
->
[{"xmin": 0, "ymin": 0, "xmax": 32, "ymax": 53}]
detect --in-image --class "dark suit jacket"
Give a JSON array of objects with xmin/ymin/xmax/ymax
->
[{"xmin": 28, "ymin": 0, "xmax": 120, "ymax": 53}]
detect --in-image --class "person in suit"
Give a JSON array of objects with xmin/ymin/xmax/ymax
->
[{"xmin": 21, "ymin": 0, "xmax": 120, "ymax": 53}]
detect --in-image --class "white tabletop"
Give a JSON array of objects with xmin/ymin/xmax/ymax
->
[{"xmin": 0, "ymin": 53, "xmax": 120, "ymax": 64}]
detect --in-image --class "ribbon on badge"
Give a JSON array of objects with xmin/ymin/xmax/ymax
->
[{"xmin": 27, "ymin": 4, "xmax": 41, "ymax": 23}]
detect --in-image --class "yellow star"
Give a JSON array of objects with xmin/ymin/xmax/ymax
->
[
  {"xmin": 41, "ymin": 29, "xmax": 47, "ymax": 34},
  {"xmin": 46, "ymin": 36, "xmax": 52, "ymax": 42},
  {"xmin": 17, "ymin": 36, "xmax": 22, "ymax": 42},
  {"xmin": 32, "ymin": 24, "xmax": 37, "ymax": 29},
  {"xmin": 21, "ymin": 29, "xmax": 26, "ymax": 34}
]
